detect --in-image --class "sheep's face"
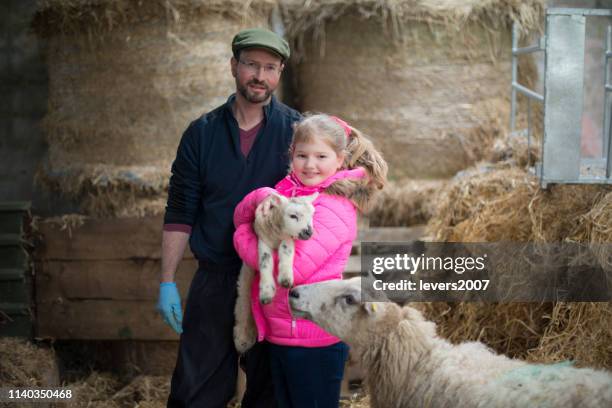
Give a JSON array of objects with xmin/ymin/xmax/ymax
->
[
  {"xmin": 271, "ymin": 193, "xmax": 317, "ymax": 240},
  {"xmin": 289, "ymin": 277, "xmax": 379, "ymax": 345}
]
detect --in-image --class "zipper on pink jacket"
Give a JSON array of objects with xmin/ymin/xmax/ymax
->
[{"xmin": 287, "ymin": 290, "xmax": 297, "ymax": 337}]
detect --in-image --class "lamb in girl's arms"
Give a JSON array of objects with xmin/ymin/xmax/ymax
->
[
  {"xmin": 233, "ymin": 192, "xmax": 317, "ymax": 353},
  {"xmin": 254, "ymin": 192, "xmax": 318, "ymax": 298}
]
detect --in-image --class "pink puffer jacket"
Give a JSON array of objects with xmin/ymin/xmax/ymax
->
[{"xmin": 233, "ymin": 168, "xmax": 365, "ymax": 347}]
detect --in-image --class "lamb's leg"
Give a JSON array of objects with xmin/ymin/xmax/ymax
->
[
  {"xmin": 233, "ymin": 263, "xmax": 257, "ymax": 353},
  {"xmin": 277, "ymin": 239, "xmax": 295, "ymax": 288},
  {"xmin": 258, "ymin": 240, "xmax": 276, "ymax": 304}
]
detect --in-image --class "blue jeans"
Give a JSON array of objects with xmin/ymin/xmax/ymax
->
[{"xmin": 268, "ymin": 342, "xmax": 349, "ymax": 408}]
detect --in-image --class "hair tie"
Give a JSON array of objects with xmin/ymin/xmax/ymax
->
[{"xmin": 330, "ymin": 115, "xmax": 351, "ymax": 138}]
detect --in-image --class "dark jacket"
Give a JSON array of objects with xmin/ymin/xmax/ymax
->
[{"xmin": 164, "ymin": 94, "xmax": 301, "ymax": 265}]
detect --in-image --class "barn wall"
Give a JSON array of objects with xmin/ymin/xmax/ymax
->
[{"xmin": 0, "ymin": 0, "xmax": 47, "ymax": 202}]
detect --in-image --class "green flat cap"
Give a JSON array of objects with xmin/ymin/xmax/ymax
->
[{"xmin": 232, "ymin": 28, "xmax": 290, "ymax": 61}]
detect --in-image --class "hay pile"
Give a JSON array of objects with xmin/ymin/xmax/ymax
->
[
  {"xmin": 0, "ymin": 337, "xmax": 372, "ymax": 408},
  {"xmin": 368, "ymin": 179, "xmax": 447, "ymax": 226},
  {"xmin": 281, "ymin": 0, "xmax": 544, "ymax": 179},
  {"xmin": 34, "ymin": 0, "xmax": 275, "ymax": 217},
  {"xmin": 0, "ymin": 337, "xmax": 58, "ymax": 388},
  {"xmin": 55, "ymin": 372, "xmax": 170, "ymax": 408},
  {"xmin": 422, "ymin": 162, "xmax": 612, "ymax": 369}
]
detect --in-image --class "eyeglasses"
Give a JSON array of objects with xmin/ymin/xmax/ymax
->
[{"xmin": 238, "ymin": 59, "xmax": 283, "ymax": 76}]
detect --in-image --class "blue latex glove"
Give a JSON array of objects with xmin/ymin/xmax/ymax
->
[{"xmin": 157, "ymin": 282, "xmax": 183, "ymax": 334}]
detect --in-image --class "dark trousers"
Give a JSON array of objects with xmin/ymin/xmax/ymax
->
[
  {"xmin": 168, "ymin": 263, "xmax": 276, "ymax": 408},
  {"xmin": 268, "ymin": 342, "xmax": 349, "ymax": 408}
]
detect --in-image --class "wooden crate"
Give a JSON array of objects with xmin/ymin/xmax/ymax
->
[
  {"xmin": 35, "ymin": 216, "xmax": 196, "ymax": 340},
  {"xmin": 35, "ymin": 215, "xmax": 425, "ymax": 340}
]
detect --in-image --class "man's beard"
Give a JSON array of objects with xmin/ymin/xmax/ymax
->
[{"xmin": 237, "ymin": 78, "xmax": 272, "ymax": 103}]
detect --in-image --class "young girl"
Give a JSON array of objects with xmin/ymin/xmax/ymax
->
[{"xmin": 233, "ymin": 113, "xmax": 388, "ymax": 407}]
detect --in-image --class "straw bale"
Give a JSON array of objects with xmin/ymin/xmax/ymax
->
[
  {"xmin": 486, "ymin": 131, "xmax": 541, "ymax": 168},
  {"xmin": 414, "ymin": 302, "xmax": 551, "ymax": 360},
  {"xmin": 424, "ymin": 164, "xmax": 612, "ymax": 369},
  {"xmin": 416, "ymin": 301, "xmax": 612, "ymax": 370},
  {"xmin": 427, "ymin": 166, "xmax": 537, "ymax": 241},
  {"xmin": 282, "ymin": 0, "xmax": 543, "ymax": 178},
  {"xmin": 529, "ymin": 302, "xmax": 612, "ymax": 369},
  {"xmin": 36, "ymin": 164, "xmax": 170, "ymax": 217},
  {"xmin": 35, "ymin": 0, "xmax": 275, "ymax": 216},
  {"xmin": 36, "ymin": 0, "xmax": 276, "ymax": 36},
  {"xmin": 428, "ymin": 165, "xmax": 612, "ymax": 243},
  {"xmin": 580, "ymin": 191, "xmax": 612, "ymax": 271},
  {"xmin": 368, "ymin": 179, "xmax": 447, "ymax": 226}
]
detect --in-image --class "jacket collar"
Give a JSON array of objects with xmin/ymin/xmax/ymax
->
[{"xmin": 277, "ymin": 168, "xmax": 367, "ymax": 197}]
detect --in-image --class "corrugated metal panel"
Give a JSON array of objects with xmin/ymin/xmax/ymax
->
[{"xmin": 0, "ymin": 202, "xmax": 32, "ymax": 338}]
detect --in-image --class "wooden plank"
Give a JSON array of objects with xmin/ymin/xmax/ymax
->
[
  {"xmin": 36, "ymin": 218, "xmax": 422, "ymax": 261},
  {"xmin": 36, "ymin": 259, "xmax": 197, "ymax": 302},
  {"xmin": 354, "ymin": 226, "xmax": 426, "ymax": 248},
  {"xmin": 35, "ymin": 215, "xmax": 195, "ymax": 260},
  {"xmin": 343, "ymin": 256, "xmax": 361, "ymax": 277},
  {"xmin": 36, "ymin": 299, "xmax": 181, "ymax": 340}
]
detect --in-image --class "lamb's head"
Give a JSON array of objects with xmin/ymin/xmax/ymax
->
[
  {"xmin": 289, "ymin": 277, "xmax": 400, "ymax": 348},
  {"xmin": 268, "ymin": 192, "xmax": 318, "ymax": 240}
]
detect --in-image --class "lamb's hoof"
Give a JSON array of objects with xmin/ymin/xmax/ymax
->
[
  {"xmin": 260, "ymin": 283, "xmax": 275, "ymax": 304},
  {"xmin": 278, "ymin": 277, "xmax": 293, "ymax": 288},
  {"xmin": 234, "ymin": 330, "xmax": 256, "ymax": 354}
]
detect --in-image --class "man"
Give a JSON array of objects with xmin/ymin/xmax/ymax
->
[{"xmin": 157, "ymin": 28, "xmax": 301, "ymax": 407}]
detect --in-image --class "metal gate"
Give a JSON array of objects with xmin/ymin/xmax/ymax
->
[{"xmin": 510, "ymin": 7, "xmax": 612, "ymax": 187}]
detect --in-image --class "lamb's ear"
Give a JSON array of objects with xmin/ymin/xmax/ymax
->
[
  {"xmin": 301, "ymin": 192, "xmax": 319, "ymax": 203},
  {"xmin": 362, "ymin": 302, "xmax": 379, "ymax": 315},
  {"xmin": 268, "ymin": 192, "xmax": 288, "ymax": 208}
]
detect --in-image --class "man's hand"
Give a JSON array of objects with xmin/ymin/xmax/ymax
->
[{"xmin": 157, "ymin": 282, "xmax": 183, "ymax": 334}]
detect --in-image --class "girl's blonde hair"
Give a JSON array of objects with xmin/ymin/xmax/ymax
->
[{"xmin": 290, "ymin": 113, "xmax": 388, "ymax": 210}]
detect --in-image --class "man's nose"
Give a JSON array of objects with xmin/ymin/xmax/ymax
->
[{"xmin": 252, "ymin": 67, "xmax": 265, "ymax": 80}]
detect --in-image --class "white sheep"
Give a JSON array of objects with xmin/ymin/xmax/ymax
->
[
  {"xmin": 233, "ymin": 192, "xmax": 317, "ymax": 353},
  {"xmin": 289, "ymin": 277, "xmax": 612, "ymax": 408}
]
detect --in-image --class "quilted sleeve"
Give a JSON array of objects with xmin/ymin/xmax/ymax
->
[{"xmin": 233, "ymin": 187, "xmax": 276, "ymax": 228}]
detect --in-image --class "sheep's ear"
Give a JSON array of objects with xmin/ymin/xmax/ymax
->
[{"xmin": 363, "ymin": 302, "xmax": 379, "ymax": 315}]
